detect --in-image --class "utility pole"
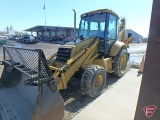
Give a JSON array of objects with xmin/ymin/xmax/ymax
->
[
  {"xmin": 43, "ymin": 3, "xmax": 46, "ymax": 37},
  {"xmin": 6, "ymin": 26, "xmax": 9, "ymax": 34},
  {"xmin": 134, "ymin": 0, "xmax": 160, "ymax": 119}
]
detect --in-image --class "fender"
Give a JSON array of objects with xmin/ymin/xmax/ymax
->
[{"xmin": 110, "ymin": 41, "xmax": 126, "ymax": 56}]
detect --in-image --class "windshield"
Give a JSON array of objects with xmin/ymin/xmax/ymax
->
[{"xmin": 78, "ymin": 13, "xmax": 106, "ymax": 39}]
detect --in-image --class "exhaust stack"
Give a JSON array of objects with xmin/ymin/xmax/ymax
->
[{"xmin": 72, "ymin": 9, "xmax": 76, "ymax": 40}]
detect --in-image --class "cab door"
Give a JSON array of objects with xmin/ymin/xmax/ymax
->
[{"xmin": 104, "ymin": 14, "xmax": 118, "ymax": 56}]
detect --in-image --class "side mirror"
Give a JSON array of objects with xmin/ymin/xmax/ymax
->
[{"xmin": 128, "ymin": 33, "xmax": 132, "ymax": 38}]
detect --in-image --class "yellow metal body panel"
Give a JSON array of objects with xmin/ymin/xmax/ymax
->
[
  {"xmin": 65, "ymin": 37, "xmax": 95, "ymax": 57},
  {"xmin": 93, "ymin": 58, "xmax": 113, "ymax": 73},
  {"xmin": 124, "ymin": 37, "xmax": 133, "ymax": 47},
  {"xmin": 54, "ymin": 62, "xmax": 64, "ymax": 69},
  {"xmin": 110, "ymin": 41, "xmax": 126, "ymax": 56}
]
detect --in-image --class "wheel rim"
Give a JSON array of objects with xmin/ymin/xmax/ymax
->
[
  {"xmin": 95, "ymin": 74, "xmax": 103, "ymax": 91},
  {"xmin": 120, "ymin": 54, "xmax": 127, "ymax": 71}
]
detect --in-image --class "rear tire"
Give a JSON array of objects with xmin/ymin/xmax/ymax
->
[
  {"xmin": 113, "ymin": 48, "xmax": 128, "ymax": 77},
  {"xmin": 81, "ymin": 65, "xmax": 106, "ymax": 97}
]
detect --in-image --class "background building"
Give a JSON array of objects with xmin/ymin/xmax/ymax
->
[
  {"xmin": 24, "ymin": 26, "xmax": 78, "ymax": 38},
  {"xmin": 24, "ymin": 26, "xmax": 143, "ymax": 42},
  {"xmin": 126, "ymin": 29, "xmax": 143, "ymax": 42}
]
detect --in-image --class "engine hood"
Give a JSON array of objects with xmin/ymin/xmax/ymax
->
[{"xmin": 60, "ymin": 37, "xmax": 97, "ymax": 58}]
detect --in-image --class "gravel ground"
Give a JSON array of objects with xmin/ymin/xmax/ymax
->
[{"xmin": 0, "ymin": 39, "xmax": 147, "ymax": 120}]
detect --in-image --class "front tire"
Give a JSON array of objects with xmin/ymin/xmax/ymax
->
[
  {"xmin": 81, "ymin": 65, "xmax": 106, "ymax": 97},
  {"xmin": 113, "ymin": 48, "xmax": 128, "ymax": 77}
]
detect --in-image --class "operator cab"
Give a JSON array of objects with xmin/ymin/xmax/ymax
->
[{"xmin": 78, "ymin": 9, "xmax": 119, "ymax": 56}]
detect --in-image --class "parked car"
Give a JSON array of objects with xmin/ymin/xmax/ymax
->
[
  {"xmin": 20, "ymin": 35, "xmax": 37, "ymax": 44},
  {"xmin": 0, "ymin": 35, "xmax": 9, "ymax": 39}
]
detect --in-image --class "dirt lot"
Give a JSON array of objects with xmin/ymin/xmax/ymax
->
[{"xmin": 0, "ymin": 39, "xmax": 147, "ymax": 120}]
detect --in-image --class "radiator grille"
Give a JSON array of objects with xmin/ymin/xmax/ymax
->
[{"xmin": 56, "ymin": 47, "xmax": 72, "ymax": 63}]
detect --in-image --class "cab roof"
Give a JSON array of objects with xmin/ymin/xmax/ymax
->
[{"xmin": 80, "ymin": 9, "xmax": 119, "ymax": 19}]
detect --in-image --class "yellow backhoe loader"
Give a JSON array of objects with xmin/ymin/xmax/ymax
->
[{"xmin": 0, "ymin": 9, "xmax": 133, "ymax": 120}]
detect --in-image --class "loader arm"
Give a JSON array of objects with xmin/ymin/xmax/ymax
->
[{"xmin": 50, "ymin": 39, "xmax": 99, "ymax": 90}]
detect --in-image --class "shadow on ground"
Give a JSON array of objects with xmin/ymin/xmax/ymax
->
[{"xmin": 60, "ymin": 75, "xmax": 119, "ymax": 116}]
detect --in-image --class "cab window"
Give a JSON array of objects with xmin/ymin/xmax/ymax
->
[{"xmin": 107, "ymin": 14, "xmax": 117, "ymax": 39}]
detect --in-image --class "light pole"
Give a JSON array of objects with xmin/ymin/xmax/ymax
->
[{"xmin": 44, "ymin": 11, "xmax": 46, "ymax": 37}]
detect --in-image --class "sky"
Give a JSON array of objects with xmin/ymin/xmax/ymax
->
[{"xmin": 0, "ymin": 0, "xmax": 152, "ymax": 37}]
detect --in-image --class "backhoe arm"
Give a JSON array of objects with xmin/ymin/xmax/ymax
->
[{"xmin": 118, "ymin": 18, "xmax": 133, "ymax": 47}]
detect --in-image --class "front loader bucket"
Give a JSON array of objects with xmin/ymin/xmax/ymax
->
[{"xmin": 0, "ymin": 46, "xmax": 64, "ymax": 120}]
